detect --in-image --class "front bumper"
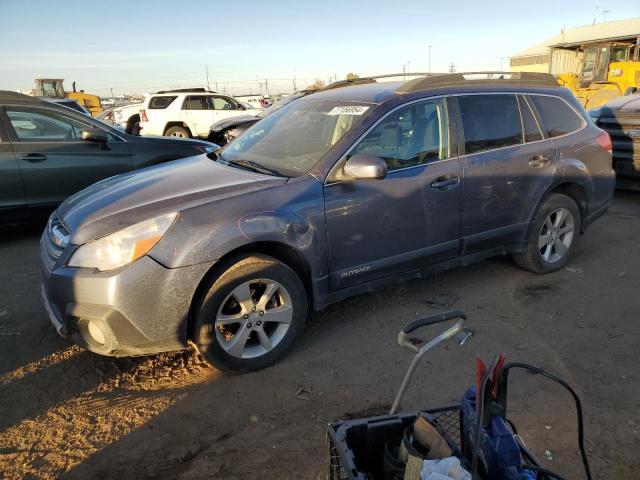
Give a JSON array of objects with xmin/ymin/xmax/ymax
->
[{"xmin": 40, "ymin": 240, "xmax": 214, "ymax": 357}]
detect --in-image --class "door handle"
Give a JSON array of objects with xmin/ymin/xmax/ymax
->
[
  {"xmin": 528, "ymin": 155, "xmax": 550, "ymax": 168},
  {"xmin": 430, "ymin": 176, "xmax": 460, "ymax": 189},
  {"xmin": 20, "ymin": 154, "xmax": 47, "ymax": 163}
]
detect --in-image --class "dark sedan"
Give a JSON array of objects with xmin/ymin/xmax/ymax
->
[
  {"xmin": 0, "ymin": 91, "xmax": 216, "ymax": 215},
  {"xmin": 590, "ymin": 94, "xmax": 640, "ymax": 190}
]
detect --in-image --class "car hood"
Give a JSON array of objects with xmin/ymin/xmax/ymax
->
[
  {"xmin": 590, "ymin": 94, "xmax": 640, "ymax": 117},
  {"xmin": 132, "ymin": 134, "xmax": 215, "ymax": 148},
  {"xmin": 210, "ymin": 115, "xmax": 260, "ymax": 133},
  {"xmin": 57, "ymin": 155, "xmax": 287, "ymax": 244}
]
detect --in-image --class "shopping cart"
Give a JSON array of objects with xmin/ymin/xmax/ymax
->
[{"xmin": 326, "ymin": 310, "xmax": 592, "ymax": 480}]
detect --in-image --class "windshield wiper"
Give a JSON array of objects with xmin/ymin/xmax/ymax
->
[{"xmin": 226, "ymin": 159, "xmax": 285, "ymax": 177}]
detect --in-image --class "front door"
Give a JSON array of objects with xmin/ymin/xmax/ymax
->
[
  {"xmin": 324, "ymin": 97, "xmax": 462, "ymax": 290},
  {"xmin": 180, "ymin": 95, "xmax": 216, "ymax": 137},
  {"xmin": 456, "ymin": 94, "xmax": 556, "ymax": 253},
  {"xmin": 3, "ymin": 106, "xmax": 132, "ymax": 205}
]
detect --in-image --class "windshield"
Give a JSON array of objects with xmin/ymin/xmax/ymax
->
[{"xmin": 219, "ymin": 99, "xmax": 372, "ymax": 177}]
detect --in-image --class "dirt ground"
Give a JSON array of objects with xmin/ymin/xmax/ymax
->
[{"xmin": 1, "ymin": 192, "xmax": 639, "ymax": 480}]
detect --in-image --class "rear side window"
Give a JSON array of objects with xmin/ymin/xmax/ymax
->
[
  {"xmin": 149, "ymin": 96, "xmax": 177, "ymax": 109},
  {"xmin": 459, "ymin": 94, "xmax": 522, "ymax": 155},
  {"xmin": 529, "ymin": 95, "xmax": 584, "ymax": 137},
  {"xmin": 182, "ymin": 96, "xmax": 212, "ymax": 110},
  {"xmin": 518, "ymin": 96, "xmax": 543, "ymax": 142}
]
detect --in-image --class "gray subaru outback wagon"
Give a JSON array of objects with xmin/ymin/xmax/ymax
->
[{"xmin": 40, "ymin": 72, "xmax": 615, "ymax": 372}]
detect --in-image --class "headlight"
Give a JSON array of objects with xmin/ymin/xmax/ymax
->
[{"xmin": 68, "ymin": 213, "xmax": 177, "ymax": 271}]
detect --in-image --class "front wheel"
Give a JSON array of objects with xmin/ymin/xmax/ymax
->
[
  {"xmin": 514, "ymin": 194, "xmax": 581, "ymax": 274},
  {"xmin": 193, "ymin": 255, "xmax": 308, "ymax": 372}
]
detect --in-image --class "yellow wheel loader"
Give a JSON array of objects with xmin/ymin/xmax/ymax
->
[
  {"xmin": 551, "ymin": 39, "xmax": 640, "ymax": 110},
  {"xmin": 34, "ymin": 79, "xmax": 103, "ymax": 116}
]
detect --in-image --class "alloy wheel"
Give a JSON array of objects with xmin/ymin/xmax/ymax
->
[
  {"xmin": 215, "ymin": 279, "xmax": 293, "ymax": 359},
  {"xmin": 538, "ymin": 207, "xmax": 575, "ymax": 264}
]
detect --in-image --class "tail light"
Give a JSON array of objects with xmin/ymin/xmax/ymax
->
[
  {"xmin": 140, "ymin": 109, "xmax": 148, "ymax": 122},
  {"xmin": 596, "ymin": 130, "xmax": 612, "ymax": 154}
]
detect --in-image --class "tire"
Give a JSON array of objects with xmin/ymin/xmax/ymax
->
[
  {"xmin": 585, "ymin": 89, "xmax": 620, "ymax": 110},
  {"xmin": 513, "ymin": 194, "xmax": 581, "ymax": 274},
  {"xmin": 193, "ymin": 254, "xmax": 308, "ymax": 372},
  {"xmin": 165, "ymin": 126, "xmax": 191, "ymax": 138}
]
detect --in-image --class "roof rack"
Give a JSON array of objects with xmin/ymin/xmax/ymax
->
[
  {"xmin": 395, "ymin": 72, "xmax": 559, "ymax": 94},
  {"xmin": 156, "ymin": 87, "xmax": 216, "ymax": 94}
]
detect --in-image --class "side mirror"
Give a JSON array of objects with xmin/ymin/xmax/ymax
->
[
  {"xmin": 81, "ymin": 128, "xmax": 108, "ymax": 143},
  {"xmin": 343, "ymin": 153, "xmax": 387, "ymax": 180}
]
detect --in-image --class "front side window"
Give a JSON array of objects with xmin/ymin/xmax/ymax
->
[
  {"xmin": 212, "ymin": 96, "xmax": 235, "ymax": 110},
  {"xmin": 459, "ymin": 94, "xmax": 522, "ymax": 155},
  {"xmin": 220, "ymin": 99, "xmax": 372, "ymax": 177},
  {"xmin": 349, "ymin": 98, "xmax": 449, "ymax": 171},
  {"xmin": 6, "ymin": 109, "xmax": 90, "ymax": 142},
  {"xmin": 182, "ymin": 96, "xmax": 212, "ymax": 110},
  {"xmin": 529, "ymin": 95, "xmax": 584, "ymax": 138}
]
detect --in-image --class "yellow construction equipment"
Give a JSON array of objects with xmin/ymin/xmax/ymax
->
[
  {"xmin": 34, "ymin": 79, "xmax": 103, "ymax": 116},
  {"xmin": 551, "ymin": 38, "xmax": 640, "ymax": 110}
]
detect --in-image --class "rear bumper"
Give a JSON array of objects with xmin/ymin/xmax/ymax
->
[{"xmin": 40, "ymin": 247, "xmax": 214, "ymax": 357}]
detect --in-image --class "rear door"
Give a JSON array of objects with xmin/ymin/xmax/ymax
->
[
  {"xmin": 0, "ymin": 117, "xmax": 24, "ymax": 208},
  {"xmin": 324, "ymin": 97, "xmax": 463, "ymax": 289},
  {"xmin": 456, "ymin": 93, "xmax": 556, "ymax": 253},
  {"xmin": 2, "ymin": 106, "xmax": 132, "ymax": 205},
  {"xmin": 180, "ymin": 95, "xmax": 215, "ymax": 137}
]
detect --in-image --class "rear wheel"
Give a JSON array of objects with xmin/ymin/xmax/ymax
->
[
  {"xmin": 165, "ymin": 126, "xmax": 191, "ymax": 138},
  {"xmin": 193, "ymin": 255, "xmax": 308, "ymax": 372},
  {"xmin": 514, "ymin": 194, "xmax": 581, "ymax": 273}
]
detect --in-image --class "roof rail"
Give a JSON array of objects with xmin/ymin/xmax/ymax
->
[
  {"xmin": 155, "ymin": 87, "xmax": 216, "ymax": 94},
  {"xmin": 395, "ymin": 71, "xmax": 559, "ymax": 94},
  {"xmin": 322, "ymin": 72, "xmax": 435, "ymax": 91}
]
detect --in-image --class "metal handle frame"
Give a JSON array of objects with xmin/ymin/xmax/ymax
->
[{"xmin": 389, "ymin": 311, "xmax": 471, "ymax": 414}]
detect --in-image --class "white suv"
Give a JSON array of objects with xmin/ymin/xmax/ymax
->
[{"xmin": 139, "ymin": 89, "xmax": 259, "ymax": 139}]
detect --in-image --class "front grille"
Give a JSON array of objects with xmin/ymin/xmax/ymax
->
[
  {"xmin": 596, "ymin": 116, "xmax": 640, "ymax": 173},
  {"xmin": 41, "ymin": 217, "xmax": 70, "ymax": 271}
]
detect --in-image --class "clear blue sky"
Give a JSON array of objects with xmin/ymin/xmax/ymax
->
[{"xmin": 1, "ymin": 0, "xmax": 638, "ymax": 96}]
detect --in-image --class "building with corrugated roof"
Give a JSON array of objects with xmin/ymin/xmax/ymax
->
[{"xmin": 510, "ymin": 17, "xmax": 640, "ymax": 73}]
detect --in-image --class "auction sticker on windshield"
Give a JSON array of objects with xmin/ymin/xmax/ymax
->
[{"xmin": 327, "ymin": 106, "xmax": 369, "ymax": 116}]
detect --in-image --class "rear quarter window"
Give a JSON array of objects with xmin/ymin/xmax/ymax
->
[
  {"xmin": 529, "ymin": 95, "xmax": 584, "ymax": 138},
  {"xmin": 149, "ymin": 96, "xmax": 178, "ymax": 109}
]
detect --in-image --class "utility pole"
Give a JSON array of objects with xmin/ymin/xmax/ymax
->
[
  {"xmin": 205, "ymin": 65, "xmax": 210, "ymax": 90},
  {"xmin": 402, "ymin": 64, "xmax": 406, "ymax": 79},
  {"xmin": 428, "ymin": 45, "xmax": 432, "ymax": 73},
  {"xmin": 293, "ymin": 70, "xmax": 297, "ymax": 92},
  {"xmin": 449, "ymin": 62, "xmax": 456, "ymax": 73},
  {"xmin": 264, "ymin": 78, "xmax": 269, "ymax": 96},
  {"xmin": 407, "ymin": 61, "xmax": 411, "ymax": 74},
  {"xmin": 110, "ymin": 87, "xmax": 113, "ymax": 98}
]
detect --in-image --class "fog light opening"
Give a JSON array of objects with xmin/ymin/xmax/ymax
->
[{"xmin": 87, "ymin": 320, "xmax": 106, "ymax": 345}]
